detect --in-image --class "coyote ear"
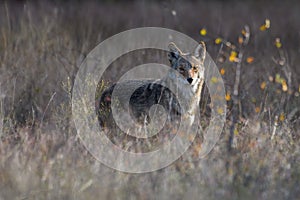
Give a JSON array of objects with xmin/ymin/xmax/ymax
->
[
  {"xmin": 194, "ymin": 41, "xmax": 206, "ymax": 63},
  {"xmin": 168, "ymin": 42, "xmax": 182, "ymax": 63}
]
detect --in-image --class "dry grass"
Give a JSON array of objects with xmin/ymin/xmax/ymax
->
[{"xmin": 0, "ymin": 0, "xmax": 299, "ymax": 199}]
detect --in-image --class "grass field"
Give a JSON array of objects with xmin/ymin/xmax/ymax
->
[{"xmin": 0, "ymin": 0, "xmax": 299, "ymax": 199}]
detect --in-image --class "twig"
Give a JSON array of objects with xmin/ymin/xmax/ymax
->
[
  {"xmin": 228, "ymin": 25, "xmax": 250, "ymax": 151},
  {"xmin": 271, "ymin": 115, "xmax": 278, "ymax": 140},
  {"xmin": 40, "ymin": 92, "xmax": 56, "ymax": 127},
  {"xmin": 12, "ymin": 77, "xmax": 16, "ymax": 111},
  {"xmin": 31, "ymin": 105, "xmax": 35, "ymax": 130},
  {"xmin": 0, "ymin": 97, "xmax": 3, "ymax": 137},
  {"xmin": 5, "ymin": 2, "xmax": 11, "ymax": 33}
]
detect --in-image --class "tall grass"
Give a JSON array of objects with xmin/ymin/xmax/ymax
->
[{"xmin": 0, "ymin": 0, "xmax": 299, "ymax": 199}]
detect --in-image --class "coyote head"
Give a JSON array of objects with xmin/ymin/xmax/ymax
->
[{"xmin": 168, "ymin": 42, "xmax": 206, "ymax": 89}]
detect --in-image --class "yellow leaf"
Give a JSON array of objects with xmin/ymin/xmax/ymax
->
[
  {"xmin": 231, "ymin": 51, "xmax": 238, "ymax": 57},
  {"xmin": 275, "ymin": 42, "xmax": 282, "ymax": 48},
  {"xmin": 260, "ymin": 25, "xmax": 267, "ymax": 31},
  {"xmin": 241, "ymin": 29, "xmax": 246, "ymax": 36},
  {"xmin": 279, "ymin": 113, "xmax": 285, "ymax": 121},
  {"xmin": 255, "ymin": 107, "xmax": 261, "ymax": 113},
  {"xmin": 234, "ymin": 128, "xmax": 239, "ymax": 135},
  {"xmin": 238, "ymin": 36, "xmax": 243, "ymax": 44},
  {"xmin": 259, "ymin": 19, "xmax": 270, "ymax": 31},
  {"xmin": 229, "ymin": 56, "xmax": 235, "ymax": 62},
  {"xmin": 225, "ymin": 92, "xmax": 231, "ymax": 101},
  {"xmin": 260, "ymin": 81, "xmax": 266, "ymax": 90},
  {"xmin": 211, "ymin": 76, "xmax": 218, "ymax": 83},
  {"xmin": 215, "ymin": 37, "xmax": 222, "ymax": 44},
  {"xmin": 282, "ymin": 81, "xmax": 288, "ymax": 92},
  {"xmin": 229, "ymin": 51, "xmax": 238, "ymax": 62},
  {"xmin": 275, "ymin": 74, "xmax": 281, "ymax": 83},
  {"xmin": 246, "ymin": 56, "xmax": 254, "ymax": 64},
  {"xmin": 217, "ymin": 108, "xmax": 224, "ymax": 114},
  {"xmin": 220, "ymin": 68, "xmax": 225, "ymax": 75},
  {"xmin": 275, "ymin": 38, "xmax": 282, "ymax": 48},
  {"xmin": 200, "ymin": 28, "xmax": 207, "ymax": 36}
]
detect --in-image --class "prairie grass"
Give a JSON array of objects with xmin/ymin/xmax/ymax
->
[{"xmin": 0, "ymin": 0, "xmax": 299, "ymax": 199}]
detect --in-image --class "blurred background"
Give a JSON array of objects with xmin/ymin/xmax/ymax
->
[{"xmin": 0, "ymin": 0, "xmax": 299, "ymax": 199}]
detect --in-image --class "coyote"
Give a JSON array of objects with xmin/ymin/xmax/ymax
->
[{"xmin": 97, "ymin": 42, "xmax": 206, "ymax": 135}]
